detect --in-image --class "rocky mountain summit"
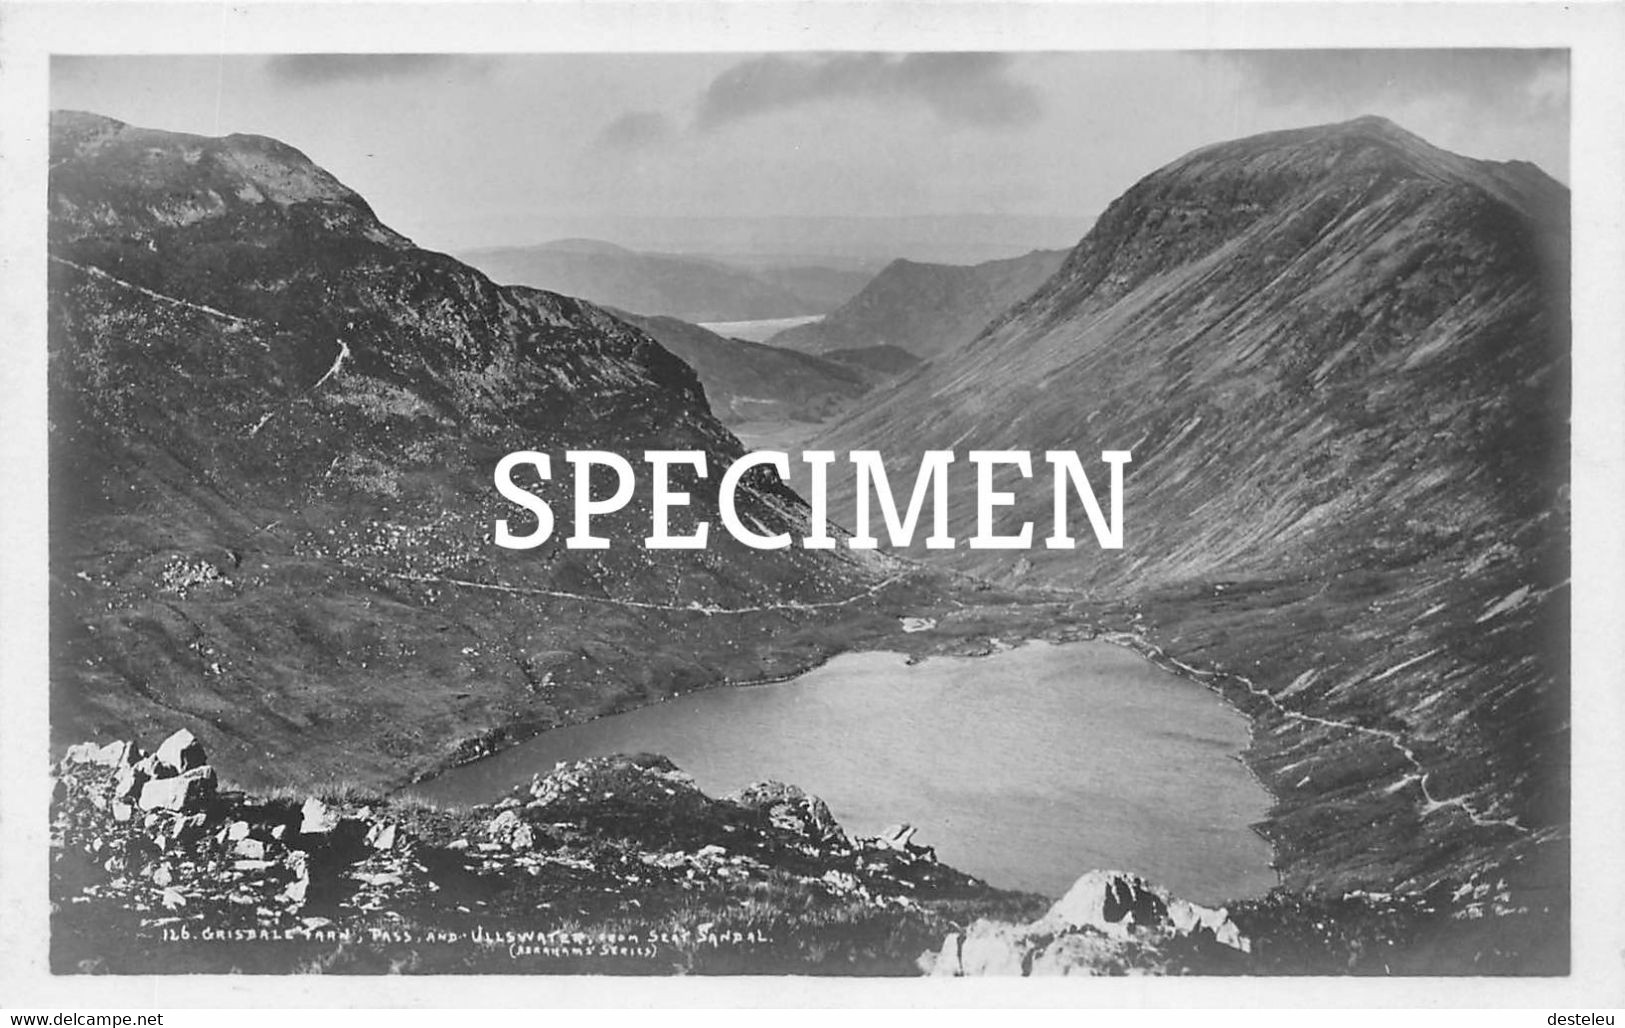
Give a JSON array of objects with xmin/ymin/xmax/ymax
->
[{"xmin": 817, "ymin": 117, "xmax": 1569, "ymax": 900}]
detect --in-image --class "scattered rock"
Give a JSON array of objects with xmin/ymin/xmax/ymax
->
[
  {"xmin": 233, "ymin": 838, "xmax": 268, "ymax": 860},
  {"xmin": 365, "ymin": 822, "xmax": 397, "ymax": 851},
  {"xmin": 728, "ymin": 781, "xmax": 849, "ymax": 848},
  {"xmin": 1041, "ymin": 870, "xmax": 1169, "ymax": 936},
  {"xmin": 154, "ymin": 729, "xmax": 208, "ymax": 774},
  {"xmin": 931, "ymin": 870, "xmax": 1252, "ymax": 976},
  {"xmin": 169, "ymin": 812, "xmax": 209, "ymax": 844},
  {"xmin": 300, "ymin": 797, "xmax": 340, "ymax": 836},
  {"xmin": 1039, "ymin": 870, "xmax": 1249, "ymax": 952},
  {"xmin": 113, "ymin": 763, "xmax": 146, "ymax": 802},
  {"xmin": 137, "ymin": 766, "xmax": 216, "ymax": 813},
  {"xmin": 63, "ymin": 740, "xmax": 138, "ymax": 767},
  {"xmin": 874, "ymin": 824, "xmax": 918, "ymax": 851},
  {"xmin": 484, "ymin": 809, "xmax": 535, "ymax": 850}
]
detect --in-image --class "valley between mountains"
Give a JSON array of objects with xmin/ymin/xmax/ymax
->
[{"xmin": 46, "ymin": 110, "xmax": 1569, "ymax": 975}]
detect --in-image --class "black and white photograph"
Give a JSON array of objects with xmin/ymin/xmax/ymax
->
[{"xmin": 2, "ymin": 0, "xmax": 1622, "ymax": 1009}]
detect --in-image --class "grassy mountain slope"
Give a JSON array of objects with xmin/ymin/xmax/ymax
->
[
  {"xmin": 47, "ymin": 111, "xmax": 913, "ymax": 792},
  {"xmin": 610, "ymin": 311, "xmax": 871, "ymax": 424},
  {"xmin": 815, "ymin": 116, "xmax": 1570, "ymax": 893},
  {"xmin": 766, "ymin": 250, "xmax": 1067, "ymax": 359}
]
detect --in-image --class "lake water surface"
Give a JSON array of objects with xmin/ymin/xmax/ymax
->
[
  {"xmin": 408, "ymin": 641, "xmax": 1277, "ymax": 902},
  {"xmin": 698, "ymin": 315, "xmax": 822, "ymax": 341}
]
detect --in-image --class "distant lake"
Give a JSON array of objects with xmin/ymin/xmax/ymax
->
[
  {"xmin": 699, "ymin": 315, "xmax": 822, "ymax": 342},
  {"xmin": 408, "ymin": 641, "xmax": 1277, "ymax": 903}
]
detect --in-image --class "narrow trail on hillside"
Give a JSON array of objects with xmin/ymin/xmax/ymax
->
[
  {"xmin": 353, "ymin": 564, "xmax": 913, "ymax": 615},
  {"xmin": 1102, "ymin": 631, "xmax": 1529, "ymax": 835},
  {"xmin": 50, "ymin": 256, "xmax": 257, "ymax": 328},
  {"xmin": 311, "ymin": 339, "xmax": 351, "ymax": 390}
]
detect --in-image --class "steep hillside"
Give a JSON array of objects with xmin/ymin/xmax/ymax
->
[
  {"xmin": 725, "ymin": 262, "xmax": 872, "ymax": 313},
  {"xmin": 817, "ymin": 117, "xmax": 1570, "ymax": 892},
  {"xmin": 822, "ymin": 345, "xmax": 923, "ymax": 377},
  {"xmin": 459, "ymin": 238, "xmax": 851, "ymax": 323},
  {"xmin": 610, "ymin": 311, "xmax": 871, "ymax": 424},
  {"xmin": 46, "ymin": 111, "xmax": 911, "ymax": 792},
  {"xmin": 767, "ymin": 250, "xmax": 1067, "ymax": 360}
]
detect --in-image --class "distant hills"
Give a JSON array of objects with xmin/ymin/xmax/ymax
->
[
  {"xmin": 438, "ymin": 213, "xmax": 1092, "ymax": 268},
  {"xmin": 767, "ymin": 250, "xmax": 1067, "ymax": 360},
  {"xmin": 610, "ymin": 311, "xmax": 873, "ymax": 425},
  {"xmin": 459, "ymin": 238, "xmax": 871, "ymax": 323}
]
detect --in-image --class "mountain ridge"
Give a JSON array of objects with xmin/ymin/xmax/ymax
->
[
  {"xmin": 46, "ymin": 109, "xmax": 909, "ymax": 792},
  {"xmin": 767, "ymin": 248, "xmax": 1068, "ymax": 360},
  {"xmin": 607, "ymin": 310, "xmax": 874, "ymax": 424},
  {"xmin": 812, "ymin": 115, "xmax": 1570, "ymax": 891},
  {"xmin": 459, "ymin": 238, "xmax": 870, "ymax": 323}
]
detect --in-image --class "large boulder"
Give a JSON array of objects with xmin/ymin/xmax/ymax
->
[
  {"xmin": 1041, "ymin": 870, "xmax": 1171, "ymax": 936},
  {"xmin": 932, "ymin": 921, "xmax": 1032, "ymax": 976},
  {"xmin": 137, "ymin": 765, "xmax": 216, "ymax": 813},
  {"xmin": 153, "ymin": 729, "xmax": 208, "ymax": 774},
  {"xmin": 112, "ymin": 762, "xmax": 147, "ymax": 801},
  {"xmin": 299, "ymin": 797, "xmax": 340, "ymax": 835},
  {"xmin": 485, "ymin": 809, "xmax": 534, "ymax": 850},
  {"xmin": 528, "ymin": 754, "xmax": 702, "ymax": 809},
  {"xmin": 727, "ymin": 781, "xmax": 848, "ymax": 848},
  {"xmin": 872, "ymin": 823, "xmax": 918, "ymax": 851},
  {"xmin": 1038, "ymin": 870, "xmax": 1250, "ymax": 953},
  {"xmin": 62, "ymin": 739, "xmax": 139, "ymax": 768},
  {"xmin": 365, "ymin": 821, "xmax": 398, "ymax": 851},
  {"xmin": 929, "ymin": 869, "xmax": 1254, "ymax": 975}
]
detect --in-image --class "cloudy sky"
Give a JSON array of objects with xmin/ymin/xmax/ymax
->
[{"xmin": 51, "ymin": 50, "xmax": 1568, "ymax": 254}]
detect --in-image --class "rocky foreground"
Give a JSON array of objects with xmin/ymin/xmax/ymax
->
[{"xmin": 51, "ymin": 731, "xmax": 1562, "ymax": 975}]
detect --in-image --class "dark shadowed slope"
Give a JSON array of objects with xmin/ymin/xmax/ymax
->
[
  {"xmin": 818, "ymin": 116, "xmax": 1570, "ymax": 892},
  {"xmin": 821, "ymin": 345, "xmax": 923, "ymax": 377},
  {"xmin": 459, "ymin": 238, "xmax": 852, "ymax": 323},
  {"xmin": 767, "ymin": 249, "xmax": 1067, "ymax": 360},
  {"xmin": 610, "ymin": 311, "xmax": 871, "ymax": 424},
  {"xmin": 47, "ymin": 111, "xmax": 897, "ymax": 791}
]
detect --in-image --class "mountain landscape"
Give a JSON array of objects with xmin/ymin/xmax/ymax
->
[
  {"xmin": 454, "ymin": 214, "xmax": 1091, "ymax": 269},
  {"xmin": 45, "ymin": 110, "xmax": 1569, "ymax": 976},
  {"xmin": 45, "ymin": 110, "xmax": 939, "ymax": 796},
  {"xmin": 458, "ymin": 238, "xmax": 870, "ymax": 323},
  {"xmin": 767, "ymin": 249, "xmax": 1067, "ymax": 360},
  {"xmin": 815, "ymin": 115, "xmax": 1570, "ymax": 893}
]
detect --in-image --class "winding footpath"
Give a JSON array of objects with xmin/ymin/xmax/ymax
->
[
  {"xmin": 359, "ymin": 564, "xmax": 914, "ymax": 616},
  {"xmin": 50, "ymin": 256, "xmax": 257, "ymax": 329},
  {"xmin": 1101, "ymin": 631, "xmax": 1529, "ymax": 834}
]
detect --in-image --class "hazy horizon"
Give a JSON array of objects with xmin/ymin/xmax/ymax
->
[{"xmin": 51, "ymin": 51, "xmax": 1568, "ymax": 257}]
